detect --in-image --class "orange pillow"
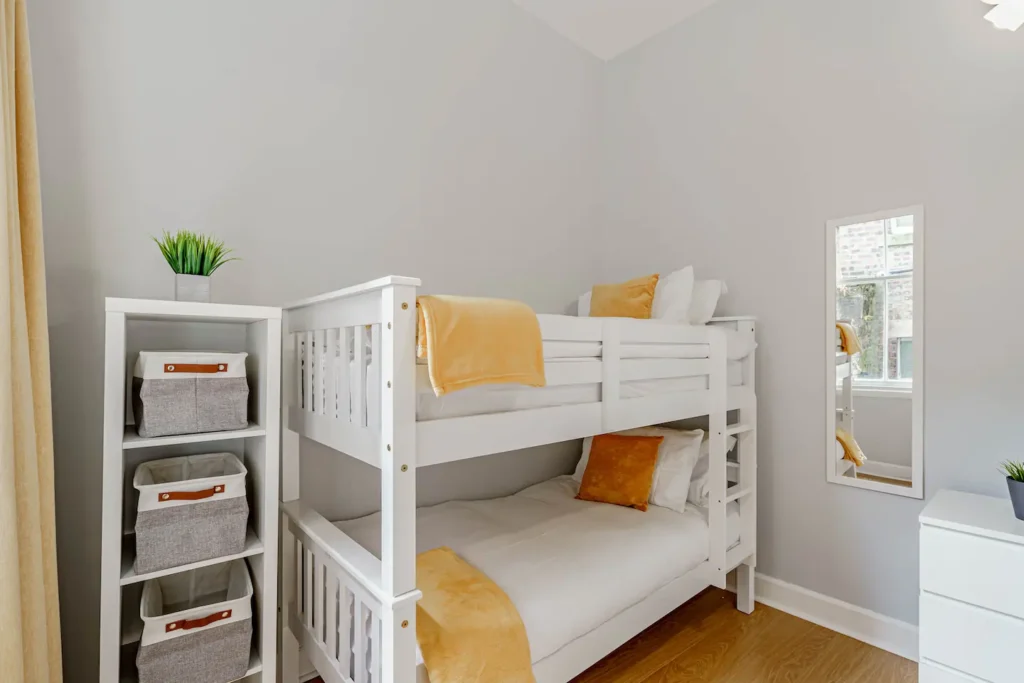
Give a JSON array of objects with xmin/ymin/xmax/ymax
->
[
  {"xmin": 576, "ymin": 433, "xmax": 663, "ymax": 511},
  {"xmin": 589, "ymin": 274, "xmax": 660, "ymax": 319}
]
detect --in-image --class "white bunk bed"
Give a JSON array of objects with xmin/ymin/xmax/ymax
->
[
  {"xmin": 279, "ymin": 276, "xmax": 757, "ymax": 683},
  {"xmin": 835, "ymin": 323, "xmax": 857, "ymax": 478}
]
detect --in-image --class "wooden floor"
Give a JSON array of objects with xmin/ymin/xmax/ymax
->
[
  {"xmin": 572, "ymin": 589, "xmax": 917, "ymax": 683},
  {"xmin": 855, "ymin": 472, "xmax": 913, "ymax": 488},
  {"xmin": 310, "ymin": 588, "xmax": 917, "ymax": 682}
]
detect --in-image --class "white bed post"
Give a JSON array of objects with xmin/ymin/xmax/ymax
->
[
  {"xmin": 280, "ymin": 314, "xmax": 302, "ymax": 683},
  {"xmin": 379, "ymin": 284, "xmax": 419, "ymax": 683},
  {"xmin": 735, "ymin": 320, "xmax": 757, "ymax": 614},
  {"xmin": 707, "ymin": 328, "xmax": 729, "ymax": 590}
]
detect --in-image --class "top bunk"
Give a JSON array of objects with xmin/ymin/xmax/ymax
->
[{"xmin": 282, "ymin": 276, "xmax": 756, "ymax": 469}]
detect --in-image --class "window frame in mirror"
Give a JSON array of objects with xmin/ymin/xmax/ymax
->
[{"xmin": 825, "ymin": 205, "xmax": 924, "ymax": 499}]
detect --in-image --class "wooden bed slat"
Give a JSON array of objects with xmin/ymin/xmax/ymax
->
[
  {"xmin": 354, "ymin": 601, "xmax": 368, "ymax": 683},
  {"xmin": 324, "ymin": 329, "xmax": 337, "ymax": 419},
  {"xmin": 314, "ymin": 330, "xmax": 326, "ymax": 416},
  {"xmin": 325, "ymin": 569, "xmax": 338, "ymax": 664},
  {"xmin": 353, "ymin": 326, "xmax": 367, "ymax": 428},
  {"xmin": 338, "ymin": 328, "xmax": 351, "ymax": 423},
  {"xmin": 370, "ymin": 324, "xmax": 382, "ymax": 431},
  {"xmin": 304, "ymin": 331, "xmax": 314, "ymax": 414}
]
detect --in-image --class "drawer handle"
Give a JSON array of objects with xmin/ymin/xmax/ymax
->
[
  {"xmin": 158, "ymin": 485, "xmax": 225, "ymax": 502},
  {"xmin": 166, "ymin": 609, "xmax": 232, "ymax": 633},
  {"xmin": 163, "ymin": 363, "xmax": 228, "ymax": 374}
]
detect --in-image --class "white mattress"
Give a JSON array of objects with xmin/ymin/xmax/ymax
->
[{"xmin": 336, "ymin": 475, "xmax": 741, "ymax": 666}]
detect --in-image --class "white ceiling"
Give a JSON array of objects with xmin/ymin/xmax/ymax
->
[{"xmin": 512, "ymin": 0, "xmax": 723, "ymax": 61}]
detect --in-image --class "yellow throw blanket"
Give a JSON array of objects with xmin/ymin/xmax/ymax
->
[
  {"xmin": 416, "ymin": 295, "xmax": 546, "ymax": 396},
  {"xmin": 836, "ymin": 428, "xmax": 866, "ymax": 467},
  {"xmin": 417, "ymin": 547, "xmax": 535, "ymax": 683},
  {"xmin": 836, "ymin": 322, "xmax": 862, "ymax": 354}
]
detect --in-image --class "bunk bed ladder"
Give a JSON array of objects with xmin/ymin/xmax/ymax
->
[
  {"xmin": 708, "ymin": 318, "xmax": 758, "ymax": 610},
  {"xmin": 707, "ymin": 328, "xmax": 729, "ymax": 589},
  {"xmin": 733, "ymin": 319, "xmax": 757, "ymax": 613}
]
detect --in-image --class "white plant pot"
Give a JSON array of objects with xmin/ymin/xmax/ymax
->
[{"xmin": 174, "ymin": 274, "xmax": 211, "ymax": 303}]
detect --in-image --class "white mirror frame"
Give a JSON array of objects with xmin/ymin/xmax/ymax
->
[{"xmin": 825, "ymin": 204, "xmax": 924, "ymax": 499}]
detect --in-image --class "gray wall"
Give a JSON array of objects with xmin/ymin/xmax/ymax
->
[
  {"xmin": 29, "ymin": 1, "xmax": 602, "ymax": 678},
  {"xmin": 601, "ymin": 0, "xmax": 1024, "ymax": 624}
]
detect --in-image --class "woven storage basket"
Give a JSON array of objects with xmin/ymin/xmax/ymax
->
[
  {"xmin": 132, "ymin": 351, "xmax": 249, "ymax": 438},
  {"xmin": 137, "ymin": 560, "xmax": 252, "ymax": 683},
  {"xmin": 133, "ymin": 453, "xmax": 248, "ymax": 574}
]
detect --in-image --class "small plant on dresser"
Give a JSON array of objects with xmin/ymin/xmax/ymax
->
[
  {"xmin": 153, "ymin": 230, "xmax": 238, "ymax": 303},
  {"xmin": 1001, "ymin": 460, "xmax": 1024, "ymax": 520}
]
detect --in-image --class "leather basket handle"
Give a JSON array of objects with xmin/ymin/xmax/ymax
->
[
  {"xmin": 164, "ymin": 363, "xmax": 228, "ymax": 374},
  {"xmin": 166, "ymin": 609, "xmax": 233, "ymax": 633},
  {"xmin": 158, "ymin": 484, "xmax": 225, "ymax": 503}
]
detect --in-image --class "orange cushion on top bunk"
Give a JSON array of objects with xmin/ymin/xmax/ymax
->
[
  {"xmin": 589, "ymin": 274, "xmax": 660, "ymax": 319},
  {"xmin": 576, "ymin": 433, "xmax": 662, "ymax": 511}
]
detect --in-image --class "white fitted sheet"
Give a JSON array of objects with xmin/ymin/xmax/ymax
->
[{"xmin": 336, "ymin": 475, "xmax": 741, "ymax": 666}]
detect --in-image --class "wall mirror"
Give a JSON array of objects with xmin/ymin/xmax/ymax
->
[{"xmin": 825, "ymin": 206, "xmax": 924, "ymax": 498}]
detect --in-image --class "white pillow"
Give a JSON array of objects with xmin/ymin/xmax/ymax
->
[
  {"xmin": 689, "ymin": 280, "xmax": 729, "ymax": 325},
  {"xmin": 577, "ymin": 291, "xmax": 591, "ymax": 316},
  {"xmin": 573, "ymin": 427, "xmax": 705, "ymax": 514},
  {"xmin": 687, "ymin": 433, "xmax": 739, "ymax": 505},
  {"xmin": 651, "ymin": 266, "xmax": 695, "ymax": 322}
]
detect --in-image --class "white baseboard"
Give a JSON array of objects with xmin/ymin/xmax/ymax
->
[{"xmin": 728, "ymin": 571, "xmax": 918, "ymax": 661}]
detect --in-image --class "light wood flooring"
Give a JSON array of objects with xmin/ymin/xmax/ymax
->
[
  {"xmin": 572, "ymin": 589, "xmax": 916, "ymax": 682},
  {"xmin": 310, "ymin": 588, "xmax": 918, "ymax": 683},
  {"xmin": 855, "ymin": 472, "xmax": 913, "ymax": 488}
]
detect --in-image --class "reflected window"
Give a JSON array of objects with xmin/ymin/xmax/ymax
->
[{"xmin": 836, "ymin": 214, "xmax": 914, "ymax": 389}]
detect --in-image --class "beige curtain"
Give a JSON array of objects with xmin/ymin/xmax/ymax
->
[{"xmin": 0, "ymin": 0, "xmax": 63, "ymax": 681}]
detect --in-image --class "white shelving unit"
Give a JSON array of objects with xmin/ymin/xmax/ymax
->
[{"xmin": 100, "ymin": 298, "xmax": 281, "ymax": 683}]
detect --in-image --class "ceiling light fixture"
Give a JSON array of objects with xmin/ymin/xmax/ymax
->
[{"xmin": 982, "ymin": 0, "xmax": 1024, "ymax": 31}]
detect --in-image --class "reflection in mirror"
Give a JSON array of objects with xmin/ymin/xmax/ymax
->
[{"xmin": 826, "ymin": 206, "xmax": 924, "ymax": 499}]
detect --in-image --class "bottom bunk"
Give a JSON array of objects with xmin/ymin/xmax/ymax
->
[{"xmin": 284, "ymin": 473, "xmax": 753, "ymax": 683}]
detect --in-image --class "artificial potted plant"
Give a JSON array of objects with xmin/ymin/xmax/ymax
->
[
  {"xmin": 1001, "ymin": 460, "xmax": 1024, "ymax": 521},
  {"xmin": 153, "ymin": 230, "xmax": 237, "ymax": 303}
]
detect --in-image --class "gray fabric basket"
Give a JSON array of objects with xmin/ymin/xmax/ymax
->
[
  {"xmin": 134, "ymin": 453, "xmax": 249, "ymax": 574},
  {"xmin": 138, "ymin": 561, "xmax": 253, "ymax": 683},
  {"xmin": 132, "ymin": 352, "xmax": 249, "ymax": 438}
]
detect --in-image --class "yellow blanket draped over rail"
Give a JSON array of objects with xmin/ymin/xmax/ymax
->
[
  {"xmin": 836, "ymin": 322, "xmax": 862, "ymax": 354},
  {"xmin": 836, "ymin": 428, "xmax": 866, "ymax": 467},
  {"xmin": 416, "ymin": 295, "xmax": 546, "ymax": 396},
  {"xmin": 417, "ymin": 547, "xmax": 536, "ymax": 683}
]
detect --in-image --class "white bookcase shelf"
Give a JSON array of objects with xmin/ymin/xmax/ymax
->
[
  {"xmin": 119, "ymin": 527, "xmax": 264, "ymax": 585},
  {"xmin": 100, "ymin": 297, "xmax": 281, "ymax": 683},
  {"xmin": 121, "ymin": 422, "xmax": 267, "ymax": 449}
]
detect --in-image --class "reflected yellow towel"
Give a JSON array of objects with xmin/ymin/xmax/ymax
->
[
  {"xmin": 836, "ymin": 428, "xmax": 866, "ymax": 467},
  {"xmin": 416, "ymin": 295, "xmax": 546, "ymax": 396},
  {"xmin": 836, "ymin": 322, "xmax": 862, "ymax": 354},
  {"xmin": 417, "ymin": 547, "xmax": 535, "ymax": 683}
]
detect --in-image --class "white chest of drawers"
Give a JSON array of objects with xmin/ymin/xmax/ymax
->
[{"xmin": 920, "ymin": 490, "xmax": 1024, "ymax": 683}]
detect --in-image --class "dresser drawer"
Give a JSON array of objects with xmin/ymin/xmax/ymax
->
[
  {"xmin": 921, "ymin": 524, "xmax": 1024, "ymax": 619},
  {"xmin": 920, "ymin": 659, "xmax": 989, "ymax": 683},
  {"xmin": 920, "ymin": 592, "xmax": 1023, "ymax": 683}
]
